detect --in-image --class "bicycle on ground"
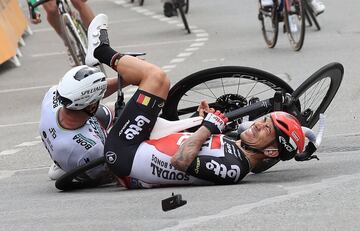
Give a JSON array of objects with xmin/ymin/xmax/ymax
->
[{"xmin": 55, "ymin": 61, "xmax": 343, "ymax": 191}]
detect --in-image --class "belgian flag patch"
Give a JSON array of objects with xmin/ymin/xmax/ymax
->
[{"xmin": 136, "ymin": 93, "xmax": 151, "ymax": 106}]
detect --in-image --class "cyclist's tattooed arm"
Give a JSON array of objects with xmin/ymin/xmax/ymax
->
[{"xmin": 171, "ymin": 126, "xmax": 211, "ymax": 172}]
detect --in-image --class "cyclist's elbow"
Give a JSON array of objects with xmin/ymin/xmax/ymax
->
[{"xmin": 170, "ymin": 156, "xmax": 189, "ymax": 172}]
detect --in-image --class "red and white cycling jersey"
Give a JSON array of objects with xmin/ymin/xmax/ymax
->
[{"xmin": 120, "ymin": 133, "xmax": 237, "ymax": 189}]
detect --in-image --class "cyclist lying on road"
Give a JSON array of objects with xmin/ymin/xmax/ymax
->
[{"xmin": 80, "ymin": 14, "xmax": 307, "ymax": 188}]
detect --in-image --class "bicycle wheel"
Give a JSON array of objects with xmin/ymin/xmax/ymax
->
[
  {"xmin": 304, "ymin": 0, "xmax": 321, "ymax": 30},
  {"xmin": 258, "ymin": 0, "xmax": 279, "ymax": 48},
  {"xmin": 162, "ymin": 66, "xmax": 294, "ymax": 122},
  {"xmin": 284, "ymin": 0, "xmax": 305, "ymax": 51},
  {"xmin": 55, "ymin": 157, "xmax": 106, "ymax": 191},
  {"xmin": 291, "ymin": 62, "xmax": 343, "ymax": 128},
  {"xmin": 61, "ymin": 13, "xmax": 87, "ymax": 65}
]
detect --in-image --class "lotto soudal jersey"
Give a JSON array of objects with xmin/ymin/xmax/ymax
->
[
  {"xmin": 124, "ymin": 133, "xmax": 250, "ymax": 188},
  {"xmin": 39, "ymin": 86, "xmax": 107, "ymax": 179}
]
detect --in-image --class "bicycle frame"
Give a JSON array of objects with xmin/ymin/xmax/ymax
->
[
  {"xmin": 55, "ymin": 61, "xmax": 344, "ymax": 191},
  {"xmin": 29, "ymin": 0, "xmax": 88, "ymax": 65},
  {"xmin": 29, "ymin": 0, "xmax": 71, "ymax": 18}
]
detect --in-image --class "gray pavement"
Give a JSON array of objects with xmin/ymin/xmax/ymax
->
[{"xmin": 1, "ymin": 0, "xmax": 360, "ymax": 230}]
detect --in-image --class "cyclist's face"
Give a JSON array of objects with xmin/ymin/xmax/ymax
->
[{"xmin": 240, "ymin": 116, "xmax": 276, "ymax": 149}]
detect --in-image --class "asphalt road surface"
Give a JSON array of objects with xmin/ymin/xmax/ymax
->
[{"xmin": 1, "ymin": 0, "xmax": 360, "ymax": 230}]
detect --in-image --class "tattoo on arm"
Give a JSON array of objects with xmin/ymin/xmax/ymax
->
[{"xmin": 171, "ymin": 126, "xmax": 211, "ymax": 172}]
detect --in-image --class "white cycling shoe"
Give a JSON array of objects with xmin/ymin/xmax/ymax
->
[
  {"xmin": 261, "ymin": 0, "xmax": 273, "ymax": 7},
  {"xmin": 48, "ymin": 162, "xmax": 66, "ymax": 180},
  {"xmin": 310, "ymin": 0, "xmax": 325, "ymax": 15},
  {"xmin": 85, "ymin": 13, "xmax": 109, "ymax": 67}
]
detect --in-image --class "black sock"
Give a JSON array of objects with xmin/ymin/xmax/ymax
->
[{"xmin": 94, "ymin": 45, "xmax": 118, "ymax": 67}]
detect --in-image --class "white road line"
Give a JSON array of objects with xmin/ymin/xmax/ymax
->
[
  {"xmin": 168, "ymin": 20, "xmax": 180, "ymax": 24},
  {"xmin": 185, "ymin": 47, "xmax": 199, "ymax": 52},
  {"xmin": 32, "ymin": 51, "xmax": 65, "ymax": 57},
  {"xmin": 195, "ymin": 37, "xmax": 209, "ymax": 42},
  {"xmin": 15, "ymin": 141, "xmax": 42, "ymax": 147},
  {"xmin": 0, "ymin": 121, "xmax": 39, "ymax": 128},
  {"xmin": 143, "ymin": 11, "xmax": 155, "ymax": 16},
  {"xmin": 177, "ymin": 52, "xmax": 192, "ymax": 57},
  {"xmin": 190, "ymin": 42, "xmax": 205, "ymax": 47},
  {"xmin": 151, "ymin": 15, "xmax": 163, "ymax": 19},
  {"xmin": 162, "ymin": 65, "xmax": 177, "ymax": 69},
  {"xmin": 0, "ymin": 149, "xmax": 21, "ymax": 156},
  {"xmin": 160, "ymin": 173, "xmax": 360, "ymax": 231},
  {"xmin": 170, "ymin": 58, "xmax": 186, "ymax": 63},
  {"xmin": 192, "ymin": 29, "xmax": 206, "ymax": 33},
  {"xmin": 0, "ymin": 85, "xmax": 53, "ymax": 94},
  {"xmin": 195, "ymin": 33, "xmax": 209, "ymax": 37}
]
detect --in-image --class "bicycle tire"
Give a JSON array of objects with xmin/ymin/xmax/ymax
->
[
  {"xmin": 291, "ymin": 62, "xmax": 343, "ymax": 128},
  {"xmin": 304, "ymin": 0, "xmax": 321, "ymax": 30},
  {"xmin": 284, "ymin": 0, "xmax": 306, "ymax": 51},
  {"xmin": 177, "ymin": 1, "xmax": 191, "ymax": 33},
  {"xmin": 162, "ymin": 66, "xmax": 294, "ymax": 121},
  {"xmin": 61, "ymin": 14, "xmax": 87, "ymax": 65},
  {"xmin": 55, "ymin": 156, "xmax": 106, "ymax": 191},
  {"xmin": 139, "ymin": 0, "xmax": 144, "ymax": 6},
  {"xmin": 258, "ymin": 0, "xmax": 279, "ymax": 48}
]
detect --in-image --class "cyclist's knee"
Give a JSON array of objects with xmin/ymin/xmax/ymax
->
[
  {"xmin": 145, "ymin": 67, "xmax": 170, "ymax": 98},
  {"xmin": 70, "ymin": 0, "xmax": 87, "ymax": 10},
  {"xmin": 43, "ymin": 1, "xmax": 58, "ymax": 15}
]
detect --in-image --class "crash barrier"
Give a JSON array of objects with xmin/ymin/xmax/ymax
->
[{"xmin": 0, "ymin": 0, "xmax": 29, "ymax": 66}]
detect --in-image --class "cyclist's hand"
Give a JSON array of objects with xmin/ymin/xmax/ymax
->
[
  {"xmin": 31, "ymin": 12, "xmax": 41, "ymax": 24},
  {"xmin": 197, "ymin": 100, "xmax": 214, "ymax": 117},
  {"xmin": 202, "ymin": 110, "xmax": 228, "ymax": 134}
]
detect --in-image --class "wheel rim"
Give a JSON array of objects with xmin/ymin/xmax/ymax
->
[
  {"xmin": 292, "ymin": 64, "xmax": 343, "ymax": 128},
  {"xmin": 168, "ymin": 69, "xmax": 293, "ymax": 121}
]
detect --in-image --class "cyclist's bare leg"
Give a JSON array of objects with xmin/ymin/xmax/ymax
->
[
  {"xmin": 114, "ymin": 55, "xmax": 170, "ymax": 99},
  {"xmin": 70, "ymin": 0, "xmax": 95, "ymax": 28},
  {"xmin": 86, "ymin": 14, "xmax": 170, "ymax": 99},
  {"xmin": 43, "ymin": 0, "xmax": 64, "ymax": 40}
]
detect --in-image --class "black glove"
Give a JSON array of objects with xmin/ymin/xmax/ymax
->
[
  {"xmin": 295, "ymin": 142, "xmax": 319, "ymax": 161},
  {"xmin": 202, "ymin": 111, "xmax": 228, "ymax": 134}
]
